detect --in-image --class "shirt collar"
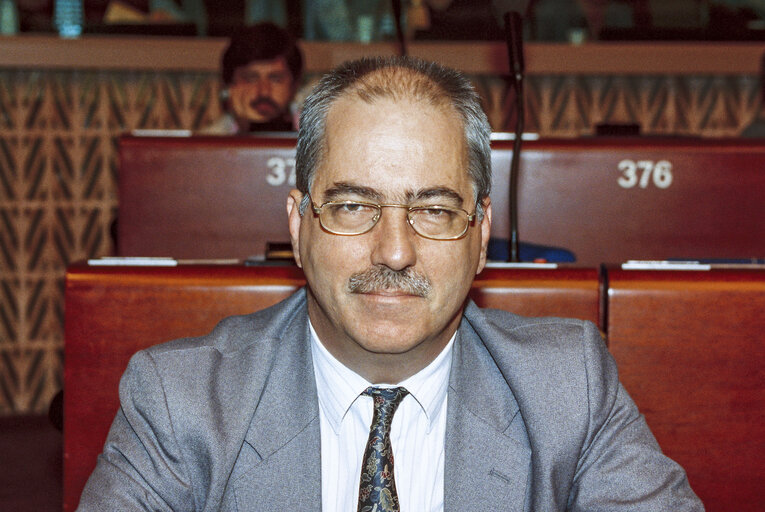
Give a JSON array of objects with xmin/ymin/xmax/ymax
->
[{"xmin": 310, "ymin": 321, "xmax": 454, "ymax": 435}]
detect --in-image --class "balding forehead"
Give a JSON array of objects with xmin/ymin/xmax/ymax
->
[
  {"xmin": 345, "ymin": 65, "xmax": 453, "ymax": 108},
  {"xmin": 325, "ymin": 93, "xmax": 464, "ymax": 148},
  {"xmin": 319, "ymin": 94, "xmax": 470, "ymax": 197}
]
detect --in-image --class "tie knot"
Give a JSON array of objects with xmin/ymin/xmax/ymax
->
[{"xmin": 363, "ymin": 386, "xmax": 409, "ymax": 413}]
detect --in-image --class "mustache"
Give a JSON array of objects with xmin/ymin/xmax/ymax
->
[
  {"xmin": 249, "ymin": 97, "xmax": 279, "ymax": 110},
  {"xmin": 348, "ymin": 266, "xmax": 432, "ymax": 298}
]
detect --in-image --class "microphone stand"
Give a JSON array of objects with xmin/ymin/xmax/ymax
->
[
  {"xmin": 391, "ymin": 0, "xmax": 407, "ymax": 56},
  {"xmin": 504, "ymin": 11, "xmax": 524, "ymax": 262}
]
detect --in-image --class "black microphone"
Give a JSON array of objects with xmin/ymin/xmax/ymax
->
[
  {"xmin": 391, "ymin": 0, "xmax": 407, "ymax": 56},
  {"xmin": 493, "ymin": 0, "xmax": 528, "ymax": 262},
  {"xmin": 505, "ymin": 11, "xmax": 525, "ymax": 87},
  {"xmin": 493, "ymin": 0, "xmax": 529, "ymax": 81}
]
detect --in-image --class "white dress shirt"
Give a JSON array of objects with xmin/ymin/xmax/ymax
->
[{"xmin": 310, "ymin": 322, "xmax": 454, "ymax": 512}]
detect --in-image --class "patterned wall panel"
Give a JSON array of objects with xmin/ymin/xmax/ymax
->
[
  {"xmin": 472, "ymin": 74, "xmax": 760, "ymax": 137},
  {"xmin": 0, "ymin": 67, "xmax": 759, "ymax": 415},
  {"xmin": 0, "ymin": 69, "xmax": 222, "ymax": 415}
]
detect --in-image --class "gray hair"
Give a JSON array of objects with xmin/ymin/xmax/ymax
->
[{"xmin": 295, "ymin": 56, "xmax": 491, "ymax": 218}]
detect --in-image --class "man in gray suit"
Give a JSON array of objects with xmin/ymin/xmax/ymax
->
[{"xmin": 79, "ymin": 56, "xmax": 703, "ymax": 511}]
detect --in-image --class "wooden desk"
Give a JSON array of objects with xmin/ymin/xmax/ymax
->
[
  {"xmin": 493, "ymin": 138, "xmax": 765, "ymax": 266},
  {"xmin": 606, "ymin": 266, "xmax": 765, "ymax": 511},
  {"xmin": 470, "ymin": 265, "xmax": 600, "ymax": 324},
  {"xmin": 118, "ymin": 135, "xmax": 297, "ymax": 260},
  {"xmin": 118, "ymin": 136, "xmax": 765, "ymax": 266},
  {"xmin": 63, "ymin": 263, "xmax": 599, "ymax": 510}
]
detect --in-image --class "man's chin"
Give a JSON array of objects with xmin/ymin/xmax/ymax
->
[
  {"xmin": 254, "ymin": 109, "xmax": 278, "ymax": 120},
  {"xmin": 348, "ymin": 312, "xmax": 434, "ymax": 351},
  {"xmin": 353, "ymin": 331, "xmax": 428, "ymax": 356}
]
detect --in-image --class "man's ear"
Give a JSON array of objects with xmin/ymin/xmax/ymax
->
[
  {"xmin": 286, "ymin": 189, "xmax": 304, "ymax": 268},
  {"xmin": 476, "ymin": 198, "xmax": 492, "ymax": 275}
]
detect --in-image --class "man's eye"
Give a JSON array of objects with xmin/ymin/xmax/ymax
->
[
  {"xmin": 342, "ymin": 203, "xmax": 364, "ymax": 212},
  {"xmin": 419, "ymin": 207, "xmax": 456, "ymax": 218},
  {"xmin": 329, "ymin": 203, "xmax": 367, "ymax": 214}
]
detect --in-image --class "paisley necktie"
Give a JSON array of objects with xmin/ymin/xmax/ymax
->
[{"xmin": 357, "ymin": 386, "xmax": 409, "ymax": 512}]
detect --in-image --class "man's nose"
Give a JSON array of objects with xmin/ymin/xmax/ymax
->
[
  {"xmin": 369, "ymin": 208, "xmax": 417, "ymax": 271},
  {"xmin": 256, "ymin": 77, "xmax": 271, "ymax": 96}
]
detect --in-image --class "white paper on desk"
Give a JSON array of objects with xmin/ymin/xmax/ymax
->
[{"xmin": 87, "ymin": 257, "xmax": 178, "ymax": 266}]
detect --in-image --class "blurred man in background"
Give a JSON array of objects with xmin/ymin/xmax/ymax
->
[{"xmin": 203, "ymin": 22, "xmax": 303, "ymax": 133}]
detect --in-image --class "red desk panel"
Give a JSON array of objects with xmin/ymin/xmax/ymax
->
[
  {"xmin": 606, "ymin": 267, "xmax": 765, "ymax": 511},
  {"xmin": 118, "ymin": 135, "xmax": 765, "ymax": 265}
]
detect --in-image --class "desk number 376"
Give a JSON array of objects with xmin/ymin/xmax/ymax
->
[{"xmin": 617, "ymin": 159, "xmax": 673, "ymax": 189}]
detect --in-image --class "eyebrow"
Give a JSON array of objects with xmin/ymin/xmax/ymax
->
[
  {"xmin": 322, "ymin": 182, "xmax": 385, "ymax": 202},
  {"xmin": 407, "ymin": 187, "xmax": 464, "ymax": 207},
  {"xmin": 322, "ymin": 182, "xmax": 465, "ymax": 207}
]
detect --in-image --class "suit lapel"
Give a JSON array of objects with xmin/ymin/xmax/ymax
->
[
  {"xmin": 444, "ymin": 312, "xmax": 532, "ymax": 512},
  {"xmin": 231, "ymin": 299, "xmax": 322, "ymax": 510}
]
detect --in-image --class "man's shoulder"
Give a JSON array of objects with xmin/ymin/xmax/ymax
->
[
  {"xmin": 458, "ymin": 302, "xmax": 619, "ymax": 448},
  {"xmin": 117, "ymin": 290, "xmax": 309, "ymax": 434},
  {"xmin": 465, "ymin": 301, "xmax": 597, "ymax": 349},
  {"xmin": 460, "ymin": 301, "xmax": 612, "ymax": 393},
  {"xmin": 197, "ymin": 113, "xmax": 239, "ymax": 135}
]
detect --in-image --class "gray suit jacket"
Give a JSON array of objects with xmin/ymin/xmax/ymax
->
[{"xmin": 79, "ymin": 289, "xmax": 703, "ymax": 511}]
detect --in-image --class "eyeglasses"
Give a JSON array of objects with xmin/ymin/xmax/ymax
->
[{"xmin": 308, "ymin": 195, "xmax": 477, "ymax": 240}]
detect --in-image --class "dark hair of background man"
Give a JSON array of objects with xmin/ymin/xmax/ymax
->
[{"xmin": 221, "ymin": 22, "xmax": 303, "ymax": 85}]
